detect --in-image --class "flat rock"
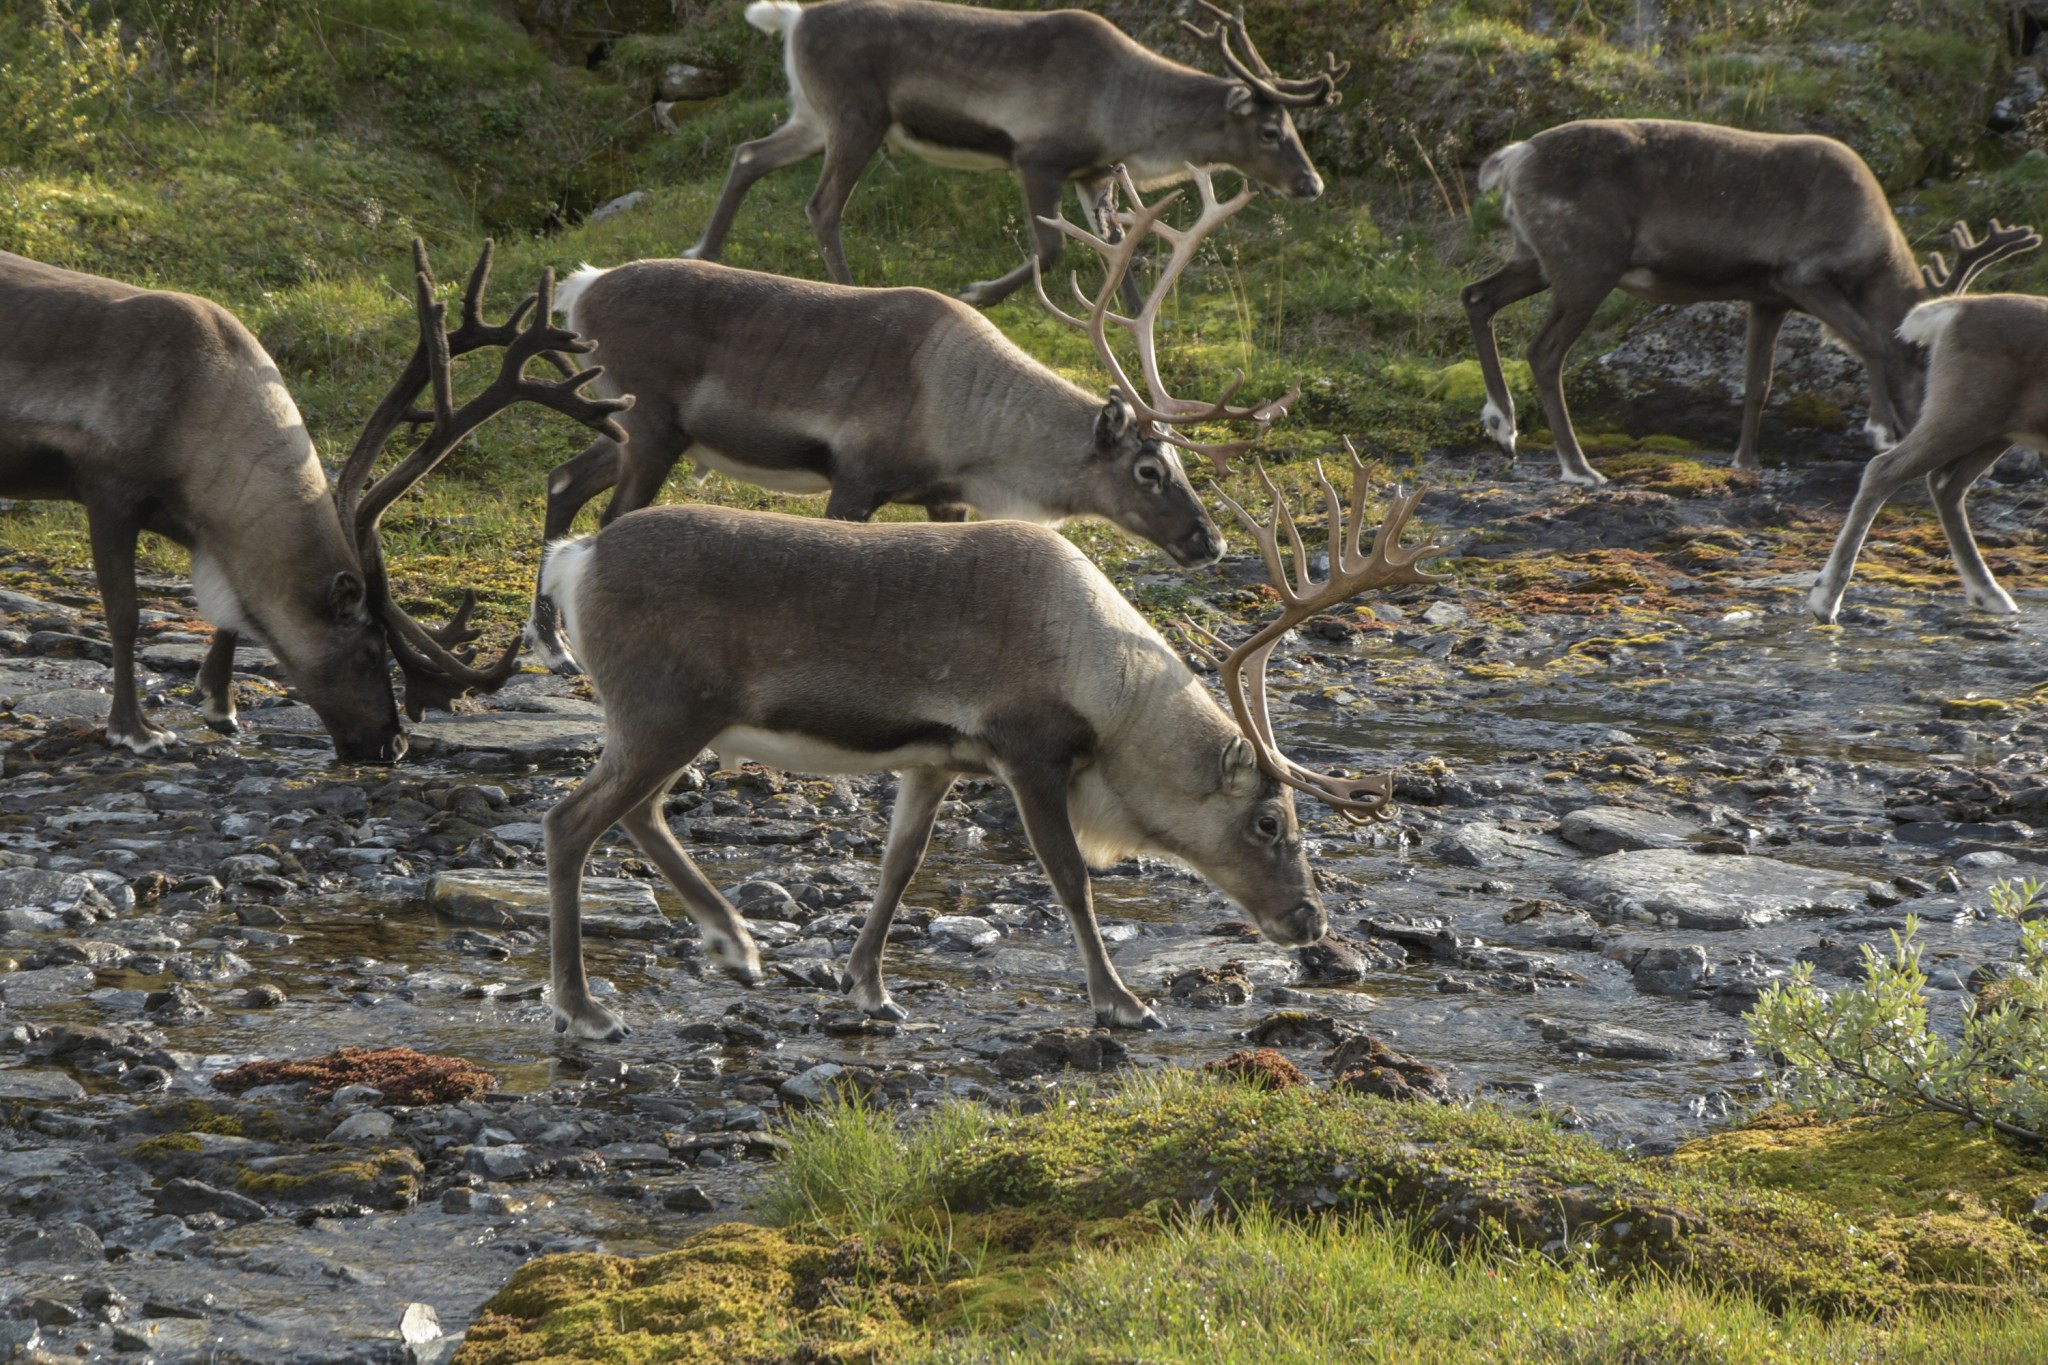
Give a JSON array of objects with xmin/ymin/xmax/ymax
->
[
  {"xmin": 0, "ymin": 964, "xmax": 98, "ymax": 1007},
  {"xmin": 1537, "ymin": 1018, "xmax": 1729, "ymax": 1063},
  {"xmin": 682, "ymin": 814, "xmax": 827, "ymax": 846},
  {"xmin": 406, "ymin": 713, "xmax": 604, "ymax": 763},
  {"xmin": 0, "ymin": 1068, "xmax": 87, "ymax": 1102},
  {"xmin": 1553, "ymin": 848, "xmax": 1865, "ymax": 929},
  {"xmin": 1558, "ymin": 806, "xmax": 1699, "ymax": 854},
  {"xmin": 8, "ymin": 687, "xmax": 112, "ymax": 722},
  {"xmin": 426, "ymin": 869, "xmax": 668, "ymax": 939},
  {"xmin": 0, "ymin": 868, "xmax": 111, "ymax": 915},
  {"xmin": 1435, "ymin": 822, "xmax": 1576, "ymax": 869},
  {"xmin": 1117, "ymin": 940, "xmax": 1306, "ymax": 990}
]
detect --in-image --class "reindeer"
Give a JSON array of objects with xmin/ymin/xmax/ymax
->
[
  {"xmin": 1809, "ymin": 292, "xmax": 2048, "ymax": 623},
  {"xmin": 529, "ymin": 165, "xmax": 1292, "ymax": 670},
  {"xmin": 684, "ymin": 0, "xmax": 1342, "ymax": 307},
  {"xmin": 1462, "ymin": 119, "xmax": 2041, "ymax": 486},
  {"xmin": 0, "ymin": 242, "xmax": 626, "ymax": 760},
  {"xmin": 534, "ymin": 449, "xmax": 1448, "ymax": 1042}
]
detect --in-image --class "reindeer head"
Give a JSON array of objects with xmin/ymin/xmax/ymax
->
[
  {"xmin": 1184, "ymin": 1, "xmax": 1345, "ymax": 202},
  {"xmin": 325, "ymin": 240, "xmax": 629, "ymax": 754}
]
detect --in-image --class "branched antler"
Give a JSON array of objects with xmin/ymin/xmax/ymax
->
[
  {"xmin": 1179, "ymin": 442, "xmax": 1451, "ymax": 823},
  {"xmin": 338, "ymin": 238, "xmax": 632, "ymax": 718},
  {"xmin": 1920, "ymin": 219, "xmax": 2042, "ymax": 296},
  {"xmin": 1181, "ymin": 1, "xmax": 1348, "ymax": 108},
  {"xmin": 1033, "ymin": 164, "xmax": 1298, "ymax": 471}
]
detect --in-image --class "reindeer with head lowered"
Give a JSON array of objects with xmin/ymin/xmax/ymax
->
[
  {"xmin": 684, "ymin": 0, "xmax": 1344, "ymax": 307},
  {"xmin": 0, "ymin": 242, "xmax": 627, "ymax": 760},
  {"xmin": 1463, "ymin": 119, "xmax": 2039, "ymax": 486}
]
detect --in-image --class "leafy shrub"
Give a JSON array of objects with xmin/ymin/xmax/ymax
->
[
  {"xmin": 0, "ymin": 0, "xmax": 143, "ymax": 166},
  {"xmin": 1747, "ymin": 878, "xmax": 2048, "ymax": 1146}
]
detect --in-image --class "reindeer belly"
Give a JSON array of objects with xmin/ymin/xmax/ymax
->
[
  {"xmin": 684, "ymin": 441, "xmax": 832, "ymax": 496},
  {"xmin": 885, "ymin": 125, "xmax": 1011, "ymax": 172},
  {"xmin": 708, "ymin": 724, "xmax": 988, "ymax": 776}
]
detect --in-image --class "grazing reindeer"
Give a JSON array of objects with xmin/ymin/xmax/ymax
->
[
  {"xmin": 1809, "ymin": 293, "xmax": 2048, "ymax": 622},
  {"xmin": 535, "ymin": 455, "xmax": 1448, "ymax": 1042},
  {"xmin": 529, "ymin": 166, "xmax": 1290, "ymax": 670},
  {"xmin": 0, "ymin": 242, "xmax": 626, "ymax": 760},
  {"xmin": 685, "ymin": 0, "xmax": 1342, "ymax": 306},
  {"xmin": 1463, "ymin": 119, "xmax": 2040, "ymax": 486}
]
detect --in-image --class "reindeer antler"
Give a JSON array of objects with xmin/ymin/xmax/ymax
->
[
  {"xmin": 1179, "ymin": 443, "xmax": 1451, "ymax": 823},
  {"xmin": 1920, "ymin": 218, "xmax": 2042, "ymax": 296},
  {"xmin": 1033, "ymin": 164, "xmax": 1298, "ymax": 471},
  {"xmin": 1182, "ymin": 1, "xmax": 1348, "ymax": 108},
  {"xmin": 338, "ymin": 238, "xmax": 632, "ymax": 719}
]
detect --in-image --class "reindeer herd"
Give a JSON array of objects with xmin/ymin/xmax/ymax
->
[{"xmin": 1, "ymin": 0, "xmax": 2043, "ymax": 1040}]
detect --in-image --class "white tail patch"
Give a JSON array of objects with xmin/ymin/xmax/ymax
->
[
  {"xmin": 552, "ymin": 264, "xmax": 608, "ymax": 330},
  {"xmin": 1477, "ymin": 141, "xmax": 1532, "ymax": 194},
  {"xmin": 533, "ymin": 535, "xmax": 597, "ymax": 667},
  {"xmin": 745, "ymin": 1, "xmax": 802, "ymax": 36},
  {"xmin": 1899, "ymin": 297, "xmax": 1966, "ymax": 350}
]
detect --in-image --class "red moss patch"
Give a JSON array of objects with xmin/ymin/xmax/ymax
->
[
  {"xmin": 1204, "ymin": 1048, "xmax": 1309, "ymax": 1090},
  {"xmin": 211, "ymin": 1046, "xmax": 496, "ymax": 1105}
]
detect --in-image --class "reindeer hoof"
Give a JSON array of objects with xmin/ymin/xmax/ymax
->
[
  {"xmin": 838, "ymin": 970, "xmax": 908, "ymax": 1021},
  {"xmin": 107, "ymin": 722, "xmax": 176, "ymax": 757},
  {"xmin": 1097, "ymin": 1004, "xmax": 1166, "ymax": 1031},
  {"xmin": 553, "ymin": 1000, "xmax": 632, "ymax": 1042},
  {"xmin": 1558, "ymin": 465, "xmax": 1608, "ymax": 488}
]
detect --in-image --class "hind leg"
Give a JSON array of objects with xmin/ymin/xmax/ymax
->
[
  {"xmin": 688, "ymin": 118, "xmax": 827, "ymax": 261},
  {"xmin": 1928, "ymin": 440, "xmax": 2021, "ymax": 614},
  {"xmin": 618, "ymin": 789, "xmax": 763, "ymax": 986},
  {"xmin": 842, "ymin": 767, "xmax": 956, "ymax": 1020},
  {"xmin": 1461, "ymin": 254, "xmax": 1547, "ymax": 460}
]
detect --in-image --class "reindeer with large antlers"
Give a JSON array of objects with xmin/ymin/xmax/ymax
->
[
  {"xmin": 528, "ymin": 167, "xmax": 1287, "ymax": 669},
  {"xmin": 683, "ymin": 0, "xmax": 1342, "ymax": 307},
  {"xmin": 0, "ymin": 241, "xmax": 625, "ymax": 760},
  {"xmin": 531, "ymin": 449, "xmax": 1447, "ymax": 1041},
  {"xmin": 1465, "ymin": 119, "xmax": 2040, "ymax": 485}
]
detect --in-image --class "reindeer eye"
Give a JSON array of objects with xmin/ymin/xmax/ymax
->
[
  {"xmin": 1256, "ymin": 814, "xmax": 1282, "ymax": 839},
  {"xmin": 1260, "ymin": 125, "xmax": 1283, "ymax": 144},
  {"xmin": 1135, "ymin": 459, "xmax": 1166, "ymax": 490}
]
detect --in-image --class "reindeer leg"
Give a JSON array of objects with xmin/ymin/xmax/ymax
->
[
  {"xmin": 195, "ymin": 630, "xmax": 239, "ymax": 734},
  {"xmin": 1735, "ymin": 304, "xmax": 1789, "ymax": 471},
  {"xmin": 1462, "ymin": 254, "xmax": 1547, "ymax": 461},
  {"xmin": 806, "ymin": 115, "xmax": 888, "ymax": 285},
  {"xmin": 543, "ymin": 738, "xmax": 712, "ymax": 1041},
  {"xmin": 687, "ymin": 118, "xmax": 826, "ymax": 261},
  {"xmin": 1808, "ymin": 414, "xmax": 1999, "ymax": 622},
  {"xmin": 1079, "ymin": 172, "xmax": 1143, "ymax": 314},
  {"xmin": 842, "ymin": 767, "xmax": 956, "ymax": 1020},
  {"xmin": 1929, "ymin": 439, "xmax": 2020, "ymax": 615},
  {"xmin": 824, "ymin": 479, "xmax": 885, "ymax": 521},
  {"xmin": 1003, "ymin": 760, "xmax": 1161, "ymax": 1031},
  {"xmin": 1789, "ymin": 283, "xmax": 1906, "ymax": 450},
  {"xmin": 529, "ymin": 436, "xmax": 626, "ymax": 673},
  {"xmin": 87, "ymin": 514, "xmax": 174, "ymax": 756},
  {"xmin": 617, "ymin": 788, "xmax": 763, "ymax": 987},
  {"xmin": 958, "ymin": 161, "xmax": 1067, "ymax": 308},
  {"xmin": 1526, "ymin": 278, "xmax": 1618, "ymax": 487}
]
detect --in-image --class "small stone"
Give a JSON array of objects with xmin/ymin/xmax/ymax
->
[
  {"xmin": 400, "ymin": 1302, "xmax": 441, "ymax": 1347},
  {"xmin": 240, "ymin": 984, "xmax": 287, "ymax": 1008},
  {"xmin": 1325, "ymin": 1035, "xmax": 1451, "ymax": 1103},
  {"xmin": 779, "ymin": 1062, "xmax": 848, "ymax": 1107},
  {"xmin": 929, "ymin": 915, "xmax": 999, "ymax": 950},
  {"xmin": 3, "ymin": 1222, "xmax": 105, "ymax": 1264},
  {"xmin": 662, "ymin": 1184, "xmax": 715, "ymax": 1212},
  {"xmin": 328, "ymin": 1111, "xmax": 397, "ymax": 1142},
  {"xmin": 1626, "ymin": 944, "xmax": 1713, "ymax": 996},
  {"xmin": 155, "ymin": 1177, "xmax": 266, "ymax": 1222}
]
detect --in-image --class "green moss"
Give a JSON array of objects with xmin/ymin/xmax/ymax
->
[{"xmin": 1940, "ymin": 697, "xmax": 2014, "ymax": 719}]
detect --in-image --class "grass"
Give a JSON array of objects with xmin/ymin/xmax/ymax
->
[{"xmin": 455, "ymin": 1072, "xmax": 2048, "ymax": 1364}]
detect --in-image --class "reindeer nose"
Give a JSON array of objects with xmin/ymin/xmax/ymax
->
[
  {"xmin": 1293, "ymin": 173, "xmax": 1325, "ymax": 201},
  {"xmin": 1272, "ymin": 899, "xmax": 1325, "ymax": 948},
  {"xmin": 1173, "ymin": 524, "xmax": 1225, "ymax": 569}
]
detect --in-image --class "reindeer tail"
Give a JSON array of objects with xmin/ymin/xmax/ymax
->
[
  {"xmin": 745, "ymin": 1, "xmax": 803, "ymax": 37},
  {"xmin": 552, "ymin": 264, "xmax": 608, "ymax": 330},
  {"xmin": 527, "ymin": 536, "xmax": 597, "ymax": 674}
]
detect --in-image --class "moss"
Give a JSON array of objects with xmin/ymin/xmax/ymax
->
[
  {"xmin": 1603, "ymin": 453, "xmax": 1761, "ymax": 498},
  {"xmin": 1203, "ymin": 1049, "xmax": 1311, "ymax": 1091},
  {"xmin": 1775, "ymin": 393, "xmax": 1850, "ymax": 432},
  {"xmin": 227, "ymin": 1146, "xmax": 425, "ymax": 1210},
  {"xmin": 1941, "ymin": 697, "xmax": 2014, "ymax": 719},
  {"xmin": 211, "ymin": 1046, "xmax": 496, "ymax": 1105}
]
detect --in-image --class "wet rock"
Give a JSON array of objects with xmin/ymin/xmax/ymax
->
[
  {"xmin": 726, "ymin": 880, "xmax": 800, "ymax": 920},
  {"xmin": 145, "ymin": 984, "xmax": 211, "ymax": 1023},
  {"xmin": 1242, "ymin": 1011, "xmax": 1353, "ymax": 1050},
  {"xmin": 992, "ymin": 1027, "xmax": 1129, "ymax": 1078},
  {"xmin": 235, "ymin": 1146, "xmax": 425, "ymax": 1208},
  {"xmin": 112, "ymin": 1319, "xmax": 212, "ymax": 1355},
  {"xmin": 1121, "ymin": 941, "xmax": 1305, "ymax": 991},
  {"xmin": 0, "ymin": 964, "xmax": 96, "ymax": 1007},
  {"xmin": 1435, "ymin": 822, "xmax": 1575, "ymax": 869},
  {"xmin": 1616, "ymin": 944, "xmax": 1714, "ymax": 996},
  {"xmin": 1536, "ymin": 1019, "xmax": 1730, "ymax": 1063},
  {"xmin": 929, "ymin": 915, "xmax": 999, "ymax": 951},
  {"xmin": 0, "ymin": 1322, "xmax": 39, "ymax": 1354},
  {"xmin": 1295, "ymin": 931, "xmax": 1396, "ymax": 981},
  {"xmin": 683, "ymin": 814, "xmax": 826, "ymax": 845},
  {"xmin": 1166, "ymin": 964, "xmax": 1251, "ymax": 1007},
  {"xmin": 662, "ymin": 1184, "xmax": 715, "ymax": 1212},
  {"xmin": 778, "ymin": 1062, "xmax": 849, "ymax": 1107},
  {"xmin": 406, "ymin": 713, "xmax": 603, "ymax": 764},
  {"xmin": 0, "ymin": 1069, "xmax": 87, "ymax": 1102},
  {"xmin": 155, "ymin": 1177, "xmax": 266, "ymax": 1222},
  {"xmin": 427, "ymin": 869, "xmax": 668, "ymax": 939},
  {"xmin": 1326, "ymin": 1034, "xmax": 1451, "ymax": 1102},
  {"xmin": 328, "ymin": 1111, "xmax": 397, "ymax": 1142},
  {"xmin": 1553, "ymin": 848, "xmax": 1865, "ymax": 929},
  {"xmin": 19, "ymin": 1296, "xmax": 79, "ymax": 1326},
  {"xmin": 102, "ymin": 1215, "xmax": 202, "ymax": 1258},
  {"xmin": 2, "ymin": 1222, "xmax": 103, "ymax": 1265},
  {"xmin": 0, "ymin": 868, "xmax": 113, "ymax": 917},
  {"xmin": 1558, "ymin": 806, "xmax": 1699, "ymax": 854}
]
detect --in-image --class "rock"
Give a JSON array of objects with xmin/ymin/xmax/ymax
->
[
  {"xmin": 400, "ymin": 1302, "xmax": 442, "ymax": 1349},
  {"xmin": 1204, "ymin": 1048, "xmax": 1309, "ymax": 1089},
  {"xmin": 1325, "ymin": 1034, "xmax": 1451, "ymax": 1102},
  {"xmin": 726, "ymin": 880, "xmax": 800, "ymax": 920},
  {"xmin": 155, "ymin": 1177, "xmax": 267, "ymax": 1222},
  {"xmin": 682, "ymin": 814, "xmax": 825, "ymax": 845},
  {"xmin": 779, "ymin": 1062, "xmax": 848, "ymax": 1106},
  {"xmin": 0, "ymin": 964, "xmax": 96, "ymax": 1007},
  {"xmin": 0, "ymin": 1322, "xmax": 40, "ymax": 1354},
  {"xmin": 406, "ymin": 713, "xmax": 604, "ymax": 764},
  {"xmin": 328, "ymin": 1111, "xmax": 397, "ymax": 1142},
  {"xmin": 662, "ymin": 1184, "xmax": 715, "ymax": 1212},
  {"xmin": 929, "ymin": 915, "xmax": 999, "ymax": 950},
  {"xmin": 1553, "ymin": 848, "xmax": 1865, "ymax": 929},
  {"xmin": 1536, "ymin": 1019, "xmax": 1729, "ymax": 1063},
  {"xmin": 0, "ymin": 1068, "xmax": 87, "ymax": 1102},
  {"xmin": 1619, "ymin": 944, "xmax": 1713, "ymax": 996},
  {"xmin": 469, "ymin": 1144, "xmax": 542, "ymax": 1181},
  {"xmin": 102, "ymin": 1215, "xmax": 202, "ymax": 1258},
  {"xmin": 0, "ymin": 867, "xmax": 112, "ymax": 916},
  {"xmin": 1243, "ymin": 1011, "xmax": 1353, "ymax": 1049},
  {"xmin": 993, "ymin": 1027, "xmax": 1129, "ymax": 1078},
  {"xmin": 1435, "ymin": 822, "xmax": 1576, "ymax": 869},
  {"xmin": 2, "ymin": 1222, "xmax": 104, "ymax": 1265},
  {"xmin": 588, "ymin": 190, "xmax": 648, "ymax": 224},
  {"xmin": 1558, "ymin": 806, "xmax": 1699, "ymax": 854},
  {"xmin": 1295, "ymin": 931, "xmax": 1396, "ymax": 981},
  {"xmin": 1119, "ymin": 940, "xmax": 1305, "ymax": 991},
  {"xmin": 657, "ymin": 62, "xmax": 727, "ymax": 100},
  {"xmin": 427, "ymin": 869, "xmax": 668, "ymax": 938}
]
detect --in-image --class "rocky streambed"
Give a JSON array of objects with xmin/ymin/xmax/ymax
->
[{"xmin": 2, "ymin": 451, "xmax": 2045, "ymax": 1361}]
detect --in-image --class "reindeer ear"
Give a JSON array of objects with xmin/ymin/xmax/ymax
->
[
  {"xmin": 1225, "ymin": 83, "xmax": 1258, "ymax": 117},
  {"xmin": 1094, "ymin": 393, "xmax": 1136, "ymax": 452},
  {"xmin": 1221, "ymin": 736, "xmax": 1262, "ymax": 797},
  {"xmin": 327, "ymin": 571, "xmax": 368, "ymax": 625}
]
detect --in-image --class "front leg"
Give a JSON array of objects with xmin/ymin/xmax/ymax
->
[
  {"xmin": 958, "ymin": 162, "xmax": 1069, "ymax": 309},
  {"xmin": 196, "ymin": 629, "xmax": 239, "ymax": 734},
  {"xmin": 1002, "ymin": 757, "xmax": 1161, "ymax": 1030},
  {"xmin": 88, "ymin": 515, "xmax": 174, "ymax": 756},
  {"xmin": 843, "ymin": 767, "xmax": 956, "ymax": 1020}
]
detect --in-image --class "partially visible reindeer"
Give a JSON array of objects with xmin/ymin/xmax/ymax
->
[
  {"xmin": 1463, "ymin": 119, "xmax": 2040, "ymax": 486},
  {"xmin": 685, "ymin": 0, "xmax": 1343, "ymax": 306},
  {"xmin": 534, "ymin": 451, "xmax": 1448, "ymax": 1042},
  {"xmin": 0, "ymin": 242, "xmax": 626, "ymax": 759},
  {"xmin": 530, "ymin": 166, "xmax": 1290, "ymax": 670},
  {"xmin": 1809, "ymin": 293, "xmax": 2048, "ymax": 622}
]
